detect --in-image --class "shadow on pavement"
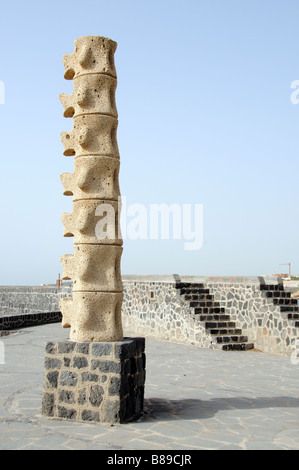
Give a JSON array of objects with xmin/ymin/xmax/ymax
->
[{"xmin": 143, "ymin": 396, "xmax": 299, "ymax": 421}]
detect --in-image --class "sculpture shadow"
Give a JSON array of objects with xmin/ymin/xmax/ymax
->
[{"xmin": 142, "ymin": 396, "xmax": 299, "ymax": 421}]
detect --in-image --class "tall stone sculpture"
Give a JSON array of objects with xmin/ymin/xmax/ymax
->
[
  {"xmin": 42, "ymin": 37, "xmax": 146, "ymax": 424},
  {"xmin": 59, "ymin": 36, "xmax": 123, "ymax": 343}
]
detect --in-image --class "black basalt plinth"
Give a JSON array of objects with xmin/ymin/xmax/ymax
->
[{"xmin": 42, "ymin": 337, "xmax": 146, "ymax": 423}]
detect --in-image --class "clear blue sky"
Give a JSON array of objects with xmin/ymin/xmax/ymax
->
[{"xmin": 0, "ymin": 0, "xmax": 298, "ymax": 285}]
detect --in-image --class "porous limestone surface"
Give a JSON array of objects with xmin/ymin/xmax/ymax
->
[
  {"xmin": 60, "ymin": 292, "xmax": 123, "ymax": 343},
  {"xmin": 60, "ymin": 156, "xmax": 120, "ymax": 201},
  {"xmin": 59, "ymin": 36, "xmax": 123, "ymax": 343}
]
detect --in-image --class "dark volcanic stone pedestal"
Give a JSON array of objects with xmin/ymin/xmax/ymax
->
[{"xmin": 41, "ymin": 337, "xmax": 146, "ymax": 424}]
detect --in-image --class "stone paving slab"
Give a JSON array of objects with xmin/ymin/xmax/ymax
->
[{"xmin": 0, "ymin": 323, "xmax": 299, "ymax": 450}]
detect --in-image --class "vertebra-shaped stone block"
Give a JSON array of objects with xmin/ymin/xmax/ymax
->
[
  {"xmin": 61, "ymin": 199, "xmax": 122, "ymax": 244},
  {"xmin": 60, "ymin": 156, "xmax": 120, "ymax": 201},
  {"xmin": 60, "ymin": 74, "xmax": 117, "ymax": 118},
  {"xmin": 61, "ymin": 115, "xmax": 119, "ymax": 158},
  {"xmin": 63, "ymin": 36, "xmax": 117, "ymax": 80},
  {"xmin": 61, "ymin": 245, "xmax": 123, "ymax": 292},
  {"xmin": 60, "ymin": 292, "xmax": 123, "ymax": 342}
]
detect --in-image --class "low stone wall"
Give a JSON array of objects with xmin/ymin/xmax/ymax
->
[
  {"xmin": 0, "ymin": 276, "xmax": 298, "ymax": 357},
  {"xmin": 0, "ymin": 286, "xmax": 72, "ymax": 317},
  {"xmin": 121, "ymin": 275, "xmax": 299, "ymax": 357},
  {"xmin": 0, "ymin": 312, "xmax": 62, "ymax": 331},
  {"xmin": 203, "ymin": 277, "xmax": 298, "ymax": 356},
  {"xmin": 122, "ymin": 275, "xmax": 215, "ymax": 349}
]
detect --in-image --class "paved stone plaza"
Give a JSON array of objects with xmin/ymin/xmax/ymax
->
[{"xmin": 0, "ymin": 323, "xmax": 299, "ymax": 450}]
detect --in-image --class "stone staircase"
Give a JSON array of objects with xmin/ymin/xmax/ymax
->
[
  {"xmin": 260, "ymin": 284, "xmax": 299, "ymax": 328},
  {"xmin": 176, "ymin": 282, "xmax": 254, "ymax": 351}
]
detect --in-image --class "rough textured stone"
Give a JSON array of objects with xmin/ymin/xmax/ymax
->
[
  {"xmin": 46, "ymin": 371, "xmax": 59, "ymax": 389},
  {"xmin": 61, "ymin": 199, "xmax": 121, "ymax": 245},
  {"xmin": 58, "ymin": 341, "xmax": 76, "ymax": 354},
  {"xmin": 89, "ymin": 385, "xmax": 104, "ymax": 407},
  {"xmin": 44, "ymin": 358, "xmax": 62, "ymax": 370},
  {"xmin": 42, "ymin": 393, "xmax": 55, "ymax": 417},
  {"xmin": 42, "ymin": 337, "xmax": 146, "ymax": 423},
  {"xmin": 59, "ymin": 36, "xmax": 123, "ymax": 343},
  {"xmin": 60, "ymin": 371, "xmax": 78, "ymax": 387},
  {"xmin": 91, "ymin": 359, "xmax": 122, "ymax": 374},
  {"xmin": 60, "ymin": 156, "xmax": 120, "ymax": 201},
  {"xmin": 73, "ymin": 356, "xmax": 89, "ymax": 369},
  {"xmin": 92, "ymin": 343, "xmax": 112, "ymax": 357}
]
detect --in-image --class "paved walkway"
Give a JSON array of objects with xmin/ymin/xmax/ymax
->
[{"xmin": 0, "ymin": 323, "xmax": 299, "ymax": 450}]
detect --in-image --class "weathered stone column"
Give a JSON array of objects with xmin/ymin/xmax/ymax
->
[
  {"xmin": 42, "ymin": 37, "xmax": 146, "ymax": 423},
  {"xmin": 59, "ymin": 36, "xmax": 123, "ymax": 343}
]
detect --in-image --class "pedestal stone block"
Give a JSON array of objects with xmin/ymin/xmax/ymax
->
[{"xmin": 42, "ymin": 337, "xmax": 146, "ymax": 423}]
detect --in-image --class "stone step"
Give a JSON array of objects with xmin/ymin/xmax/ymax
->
[
  {"xmin": 273, "ymin": 298, "xmax": 298, "ymax": 305},
  {"xmin": 265, "ymin": 291, "xmax": 291, "ymax": 298},
  {"xmin": 288, "ymin": 313, "xmax": 299, "ymax": 320},
  {"xmin": 178, "ymin": 283, "xmax": 255, "ymax": 352},
  {"xmin": 222, "ymin": 343, "xmax": 254, "ymax": 351},
  {"xmin": 198, "ymin": 315, "xmax": 231, "ymax": 322},
  {"xmin": 194, "ymin": 307, "xmax": 226, "ymax": 315},
  {"xmin": 176, "ymin": 283, "xmax": 205, "ymax": 289},
  {"xmin": 206, "ymin": 321, "xmax": 236, "ymax": 329},
  {"xmin": 184, "ymin": 294, "xmax": 214, "ymax": 301},
  {"xmin": 260, "ymin": 284, "xmax": 284, "ymax": 291},
  {"xmin": 190, "ymin": 301, "xmax": 221, "ymax": 308},
  {"xmin": 216, "ymin": 335, "xmax": 249, "ymax": 344},
  {"xmin": 180, "ymin": 288, "xmax": 210, "ymax": 295},
  {"xmin": 280, "ymin": 306, "xmax": 299, "ymax": 313},
  {"xmin": 210, "ymin": 328, "xmax": 242, "ymax": 335}
]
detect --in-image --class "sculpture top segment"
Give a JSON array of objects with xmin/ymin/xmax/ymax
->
[{"xmin": 63, "ymin": 36, "xmax": 117, "ymax": 80}]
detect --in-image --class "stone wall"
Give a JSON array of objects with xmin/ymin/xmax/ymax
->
[
  {"xmin": 122, "ymin": 275, "xmax": 215, "ymax": 349},
  {"xmin": 121, "ymin": 275, "xmax": 299, "ymax": 357},
  {"xmin": 203, "ymin": 277, "xmax": 298, "ymax": 356},
  {"xmin": 0, "ymin": 276, "xmax": 298, "ymax": 357},
  {"xmin": 0, "ymin": 286, "xmax": 72, "ymax": 317},
  {"xmin": 0, "ymin": 311, "xmax": 62, "ymax": 331}
]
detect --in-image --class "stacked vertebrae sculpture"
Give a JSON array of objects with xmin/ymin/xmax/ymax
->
[{"xmin": 59, "ymin": 36, "xmax": 123, "ymax": 343}]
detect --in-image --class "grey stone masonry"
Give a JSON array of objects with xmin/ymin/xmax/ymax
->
[
  {"xmin": 42, "ymin": 337, "xmax": 146, "ymax": 423},
  {"xmin": 0, "ymin": 311, "xmax": 62, "ymax": 331},
  {"xmin": 122, "ymin": 275, "xmax": 299, "ymax": 357},
  {"xmin": 0, "ymin": 285, "xmax": 72, "ymax": 317},
  {"xmin": 176, "ymin": 282, "xmax": 254, "ymax": 351},
  {"xmin": 1, "ymin": 276, "xmax": 298, "ymax": 357}
]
